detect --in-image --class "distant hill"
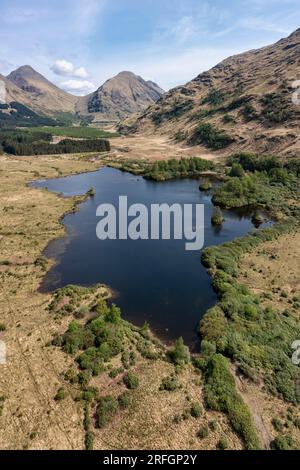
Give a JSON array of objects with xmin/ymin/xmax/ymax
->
[
  {"xmin": 7, "ymin": 65, "xmax": 78, "ymax": 116},
  {"xmin": 0, "ymin": 72, "xmax": 35, "ymax": 108},
  {"xmin": 0, "ymin": 67, "xmax": 164, "ymax": 126},
  {"xmin": 119, "ymin": 29, "xmax": 300, "ymax": 157},
  {"xmin": 0, "ymin": 72, "xmax": 58, "ymax": 127},
  {"xmin": 76, "ymin": 71, "xmax": 164, "ymax": 122}
]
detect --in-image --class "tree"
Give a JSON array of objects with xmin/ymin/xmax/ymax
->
[
  {"xmin": 229, "ymin": 163, "xmax": 245, "ymax": 178},
  {"xmin": 105, "ymin": 304, "xmax": 121, "ymax": 323},
  {"xmin": 169, "ymin": 337, "xmax": 190, "ymax": 365}
]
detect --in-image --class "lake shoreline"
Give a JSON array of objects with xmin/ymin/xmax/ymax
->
[{"xmin": 32, "ymin": 165, "xmax": 269, "ymax": 346}]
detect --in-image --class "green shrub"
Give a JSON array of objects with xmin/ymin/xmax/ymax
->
[
  {"xmin": 123, "ymin": 371, "xmax": 139, "ymax": 390},
  {"xmin": 54, "ymin": 388, "xmax": 66, "ymax": 401},
  {"xmin": 217, "ymin": 438, "xmax": 229, "ymax": 450},
  {"xmin": 272, "ymin": 417, "xmax": 284, "ymax": 432},
  {"xmin": 229, "ymin": 163, "xmax": 245, "ymax": 178},
  {"xmin": 109, "ymin": 367, "xmax": 124, "ymax": 379},
  {"xmin": 86, "ymin": 187, "xmax": 95, "ymax": 198},
  {"xmin": 64, "ymin": 368, "xmax": 78, "ymax": 384},
  {"xmin": 159, "ymin": 375, "xmax": 179, "ymax": 391},
  {"xmin": 199, "ymin": 306, "xmax": 227, "ymax": 343},
  {"xmin": 212, "ymin": 175, "xmax": 259, "ymax": 208},
  {"xmin": 82, "ymin": 387, "xmax": 98, "ymax": 402},
  {"xmin": 96, "ymin": 396, "xmax": 118, "ymax": 428},
  {"xmin": 182, "ymin": 408, "xmax": 191, "ymax": 420},
  {"xmin": 190, "ymin": 402, "xmax": 202, "ymax": 418},
  {"xmin": 77, "ymin": 348, "xmax": 104, "ymax": 376},
  {"xmin": 260, "ymin": 93, "xmax": 290, "ymax": 123},
  {"xmin": 77, "ymin": 371, "xmax": 92, "ymax": 387},
  {"xmin": 211, "ymin": 206, "xmax": 224, "ymax": 226},
  {"xmin": 189, "ymin": 123, "xmax": 234, "ymax": 150},
  {"xmin": 85, "ymin": 431, "xmax": 94, "ymax": 450},
  {"xmin": 95, "ymin": 300, "xmax": 110, "ymax": 316},
  {"xmin": 209, "ymin": 420, "xmax": 217, "ymax": 431},
  {"xmin": 173, "ymin": 414, "xmax": 182, "ymax": 424},
  {"xmin": 194, "ymin": 357, "xmax": 208, "ymax": 371},
  {"xmin": 197, "ymin": 425, "xmax": 209, "ymax": 439},
  {"xmin": 118, "ymin": 392, "xmax": 131, "ymax": 409},
  {"xmin": 223, "ymin": 114, "xmax": 235, "ymax": 124},
  {"xmin": 168, "ymin": 337, "xmax": 190, "ymax": 365},
  {"xmin": 204, "ymin": 354, "xmax": 261, "ymax": 450},
  {"xmin": 271, "ymin": 434, "xmax": 296, "ymax": 450},
  {"xmin": 75, "ymin": 305, "xmax": 89, "ymax": 319},
  {"xmin": 202, "ymin": 90, "xmax": 227, "ymax": 106},
  {"xmin": 105, "ymin": 304, "xmax": 121, "ymax": 323},
  {"xmin": 201, "ymin": 340, "xmax": 217, "ymax": 358}
]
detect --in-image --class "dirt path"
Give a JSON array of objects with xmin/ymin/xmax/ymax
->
[{"xmin": 231, "ymin": 364, "xmax": 272, "ymax": 449}]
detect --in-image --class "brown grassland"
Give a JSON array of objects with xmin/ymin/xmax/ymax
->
[
  {"xmin": 0, "ymin": 150, "xmax": 239, "ymax": 450},
  {"xmin": 0, "ymin": 143, "xmax": 299, "ymax": 450}
]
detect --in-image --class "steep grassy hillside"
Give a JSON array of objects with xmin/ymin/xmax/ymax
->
[{"xmin": 120, "ymin": 29, "xmax": 300, "ymax": 157}]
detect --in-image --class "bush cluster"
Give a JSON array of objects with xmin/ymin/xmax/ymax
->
[
  {"xmin": 204, "ymin": 354, "xmax": 261, "ymax": 450},
  {"xmin": 144, "ymin": 157, "xmax": 215, "ymax": 182},
  {"xmin": 189, "ymin": 123, "xmax": 234, "ymax": 150},
  {"xmin": 201, "ymin": 216, "xmax": 300, "ymax": 404}
]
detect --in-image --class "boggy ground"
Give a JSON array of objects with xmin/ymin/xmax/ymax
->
[
  {"xmin": 0, "ymin": 151, "xmax": 239, "ymax": 450},
  {"xmin": 0, "ymin": 147, "xmax": 299, "ymax": 450}
]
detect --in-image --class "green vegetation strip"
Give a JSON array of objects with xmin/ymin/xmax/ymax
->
[
  {"xmin": 204, "ymin": 354, "xmax": 261, "ymax": 450},
  {"xmin": 196, "ymin": 154, "xmax": 300, "ymax": 449},
  {"xmin": 0, "ymin": 128, "xmax": 110, "ymax": 155},
  {"xmin": 30, "ymin": 126, "xmax": 120, "ymax": 139}
]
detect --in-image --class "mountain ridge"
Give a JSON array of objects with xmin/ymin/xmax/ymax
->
[
  {"xmin": 7, "ymin": 65, "xmax": 79, "ymax": 115},
  {"xmin": 76, "ymin": 71, "xmax": 164, "ymax": 122},
  {"xmin": 119, "ymin": 29, "xmax": 300, "ymax": 157},
  {"xmin": 1, "ymin": 66, "xmax": 164, "ymax": 122}
]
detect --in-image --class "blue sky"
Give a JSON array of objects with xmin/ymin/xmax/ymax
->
[{"xmin": 0, "ymin": 0, "xmax": 299, "ymax": 94}]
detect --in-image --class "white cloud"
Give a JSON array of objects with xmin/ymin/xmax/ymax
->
[
  {"xmin": 74, "ymin": 67, "xmax": 89, "ymax": 79},
  {"xmin": 60, "ymin": 79, "xmax": 96, "ymax": 95},
  {"xmin": 51, "ymin": 60, "xmax": 89, "ymax": 78}
]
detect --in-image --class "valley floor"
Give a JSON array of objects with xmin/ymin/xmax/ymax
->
[
  {"xmin": 0, "ymin": 147, "xmax": 299, "ymax": 450},
  {"xmin": 0, "ymin": 152, "xmax": 236, "ymax": 450},
  {"xmin": 110, "ymin": 134, "xmax": 218, "ymax": 162}
]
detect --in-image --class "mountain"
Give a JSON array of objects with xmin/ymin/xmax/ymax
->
[
  {"xmin": 7, "ymin": 65, "xmax": 78, "ymax": 116},
  {"xmin": 0, "ymin": 72, "xmax": 34, "ymax": 108},
  {"xmin": 2, "ymin": 67, "xmax": 164, "ymax": 124},
  {"xmin": 0, "ymin": 72, "xmax": 58, "ymax": 126},
  {"xmin": 76, "ymin": 71, "xmax": 164, "ymax": 122},
  {"xmin": 120, "ymin": 29, "xmax": 300, "ymax": 157}
]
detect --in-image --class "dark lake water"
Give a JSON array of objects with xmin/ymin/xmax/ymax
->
[{"xmin": 33, "ymin": 167, "xmax": 268, "ymax": 348}]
